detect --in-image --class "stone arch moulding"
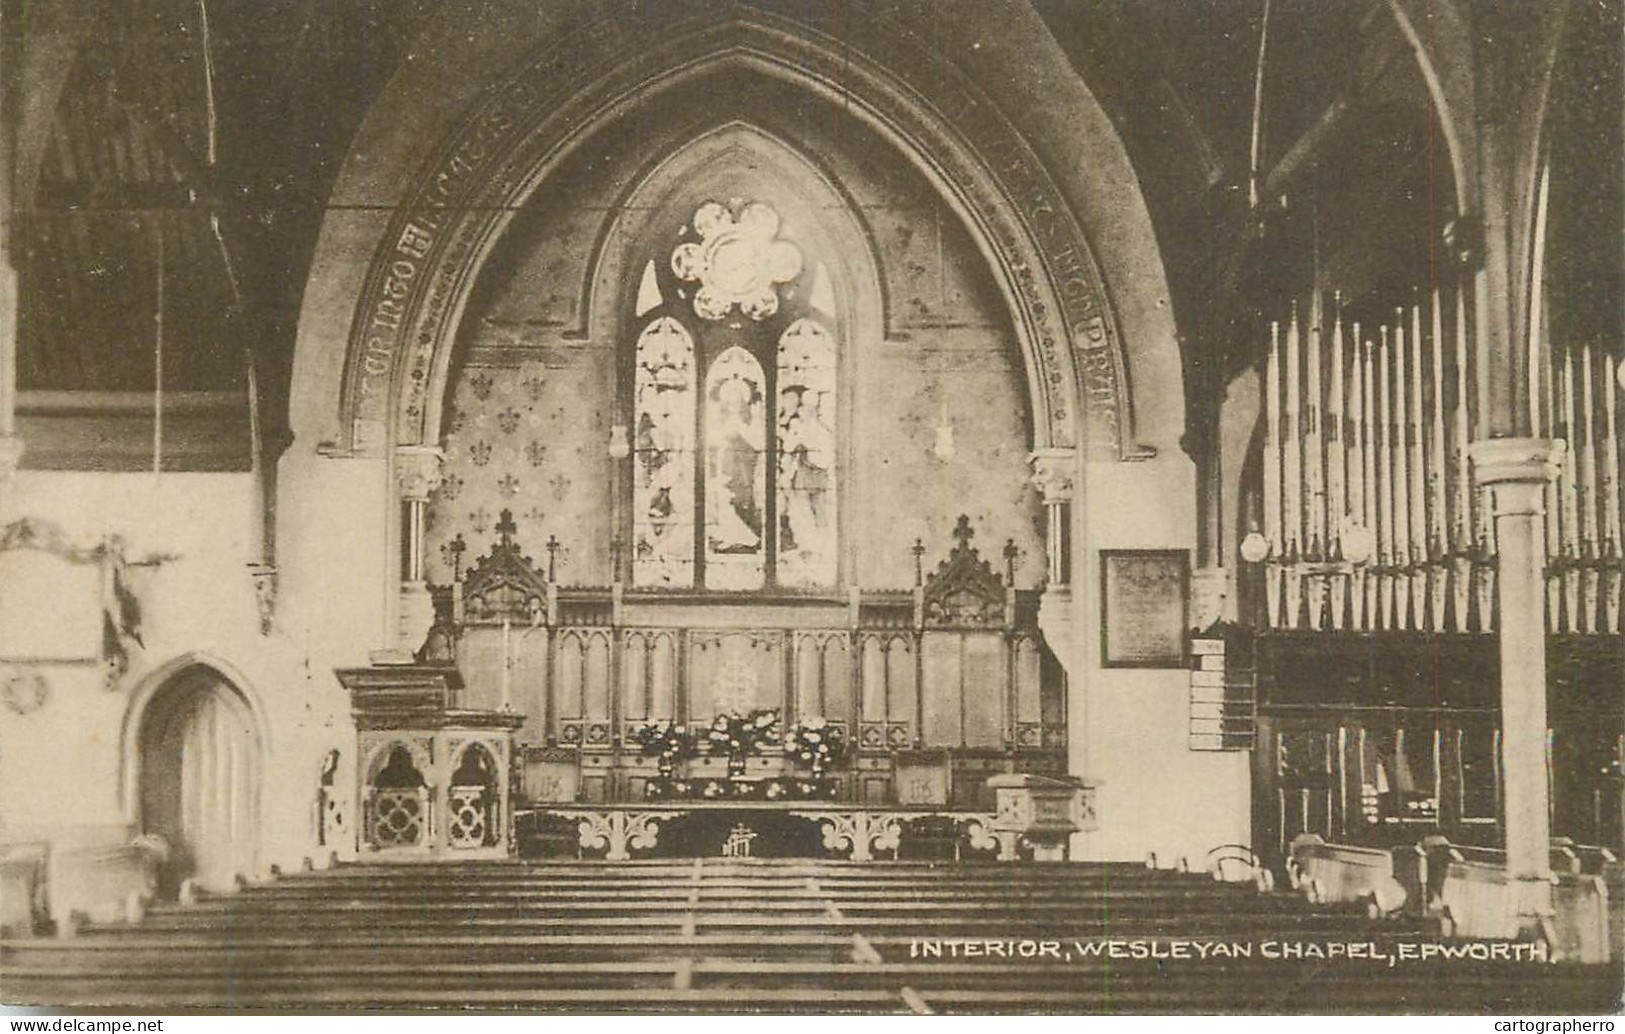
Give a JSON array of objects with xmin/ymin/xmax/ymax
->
[
  {"xmin": 334, "ymin": 6, "xmax": 1149, "ymax": 466},
  {"xmin": 117, "ymin": 652, "xmax": 273, "ymax": 830}
]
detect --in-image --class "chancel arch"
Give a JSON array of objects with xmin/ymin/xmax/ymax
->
[
  {"xmin": 312, "ymin": 6, "xmax": 1168, "ymax": 468},
  {"xmin": 278, "ymin": 0, "xmax": 1203, "ymax": 860},
  {"xmin": 404, "ymin": 51, "xmax": 1071, "ymax": 812}
]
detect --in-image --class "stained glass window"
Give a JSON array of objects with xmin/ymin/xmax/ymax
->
[
  {"xmin": 776, "ymin": 319, "xmax": 838, "ymax": 586},
  {"xmin": 632, "ymin": 317, "xmax": 696, "ymax": 587},
  {"xmin": 629, "ymin": 198, "xmax": 839, "ymax": 591},
  {"xmin": 704, "ymin": 347, "xmax": 767, "ymax": 590}
]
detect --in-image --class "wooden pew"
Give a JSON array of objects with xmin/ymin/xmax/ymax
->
[
  {"xmin": 0, "ymin": 841, "xmax": 47, "ymax": 936},
  {"xmin": 1286, "ymin": 834, "xmax": 1407, "ymax": 915}
]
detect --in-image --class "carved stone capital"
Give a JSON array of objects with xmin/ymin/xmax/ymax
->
[
  {"xmin": 394, "ymin": 444, "xmax": 445, "ymax": 502},
  {"xmin": 1028, "ymin": 447, "xmax": 1076, "ymax": 503},
  {"xmin": 1469, "ymin": 437, "xmax": 1564, "ymax": 487},
  {"xmin": 1470, "ymin": 438, "xmax": 1563, "ymax": 518}
]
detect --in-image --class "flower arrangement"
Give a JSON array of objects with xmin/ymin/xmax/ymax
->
[
  {"xmin": 707, "ymin": 708, "xmax": 781, "ymax": 774},
  {"xmin": 786, "ymin": 716, "xmax": 846, "ymax": 775},
  {"xmin": 645, "ymin": 775, "xmax": 835, "ymax": 802},
  {"xmin": 630, "ymin": 720, "xmax": 692, "ymax": 774}
]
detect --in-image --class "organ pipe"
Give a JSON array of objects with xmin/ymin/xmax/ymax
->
[
  {"xmin": 1405, "ymin": 303, "xmax": 1427, "ymax": 628},
  {"xmin": 1360, "ymin": 332, "xmax": 1377, "ymax": 629},
  {"xmin": 1604, "ymin": 355, "xmax": 1623, "ymax": 632},
  {"xmin": 1265, "ymin": 321, "xmax": 1283, "ymax": 627},
  {"xmin": 1327, "ymin": 299, "xmax": 1347, "ymax": 629},
  {"xmin": 1284, "ymin": 305, "xmax": 1304, "ymax": 628},
  {"xmin": 1451, "ymin": 288, "xmax": 1474, "ymax": 630},
  {"xmin": 1427, "ymin": 293, "xmax": 1448, "ymax": 628},
  {"xmin": 1253, "ymin": 283, "xmax": 1623, "ymax": 635}
]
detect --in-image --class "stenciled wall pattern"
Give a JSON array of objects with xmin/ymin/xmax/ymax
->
[{"xmin": 428, "ymin": 348, "xmax": 613, "ymax": 587}]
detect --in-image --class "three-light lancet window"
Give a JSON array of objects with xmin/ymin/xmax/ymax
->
[{"xmin": 631, "ymin": 199, "xmax": 838, "ymax": 591}]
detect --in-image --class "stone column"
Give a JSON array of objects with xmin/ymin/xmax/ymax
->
[
  {"xmin": 0, "ymin": 43, "xmax": 22, "ymax": 489},
  {"xmin": 1030, "ymin": 449, "xmax": 1078, "ymax": 680},
  {"xmin": 395, "ymin": 444, "xmax": 445, "ymax": 651},
  {"xmin": 1469, "ymin": 436, "xmax": 1563, "ymax": 930},
  {"xmin": 1029, "ymin": 448, "xmax": 1074, "ymax": 588}
]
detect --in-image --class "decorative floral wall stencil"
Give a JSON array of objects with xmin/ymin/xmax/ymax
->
[
  {"xmin": 469, "ymin": 508, "xmax": 492, "ymax": 534},
  {"xmin": 424, "ymin": 357, "xmax": 614, "ymax": 587},
  {"xmin": 448, "ymin": 405, "xmax": 466, "ymax": 434},
  {"xmin": 439, "ymin": 536, "xmax": 467, "ymax": 572}
]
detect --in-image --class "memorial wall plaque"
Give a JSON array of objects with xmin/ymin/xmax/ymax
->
[{"xmin": 1099, "ymin": 549, "xmax": 1189, "ymax": 668}]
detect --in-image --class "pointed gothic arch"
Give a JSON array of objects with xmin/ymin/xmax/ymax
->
[{"xmin": 311, "ymin": 6, "xmax": 1146, "ymax": 465}]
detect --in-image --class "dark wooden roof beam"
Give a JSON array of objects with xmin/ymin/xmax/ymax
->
[{"xmin": 33, "ymin": 179, "xmax": 197, "ymax": 210}]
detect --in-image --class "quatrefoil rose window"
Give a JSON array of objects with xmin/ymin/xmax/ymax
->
[{"xmin": 671, "ymin": 200, "xmax": 803, "ymax": 320}]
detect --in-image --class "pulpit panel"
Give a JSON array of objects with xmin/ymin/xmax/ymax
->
[
  {"xmin": 620, "ymin": 630, "xmax": 678, "ymax": 723},
  {"xmin": 513, "ymin": 633, "xmax": 549, "ymax": 740},
  {"xmin": 622, "ymin": 633, "xmax": 648, "ymax": 721},
  {"xmin": 457, "ymin": 630, "xmax": 503, "ymax": 712},
  {"xmin": 884, "ymin": 638, "xmax": 916, "ymax": 738},
  {"xmin": 583, "ymin": 632, "xmax": 611, "ymax": 723},
  {"xmin": 793, "ymin": 632, "xmax": 849, "ymax": 720},
  {"xmin": 962, "ymin": 632, "xmax": 1004, "ymax": 747},
  {"xmin": 822, "ymin": 637, "xmax": 852, "ymax": 723},
  {"xmin": 921, "ymin": 632, "xmax": 961, "ymax": 745},
  {"xmin": 688, "ymin": 631, "xmax": 783, "ymax": 719},
  {"xmin": 860, "ymin": 637, "xmax": 886, "ymax": 721},
  {"xmin": 1015, "ymin": 636, "xmax": 1042, "ymax": 746}
]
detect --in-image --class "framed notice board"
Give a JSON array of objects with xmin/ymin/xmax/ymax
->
[{"xmin": 1099, "ymin": 549, "xmax": 1189, "ymax": 668}]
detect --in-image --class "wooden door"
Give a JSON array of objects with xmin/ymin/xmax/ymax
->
[{"xmin": 139, "ymin": 675, "xmax": 258, "ymax": 896}]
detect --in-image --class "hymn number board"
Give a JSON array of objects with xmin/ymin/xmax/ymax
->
[{"xmin": 1099, "ymin": 549, "xmax": 1190, "ymax": 669}]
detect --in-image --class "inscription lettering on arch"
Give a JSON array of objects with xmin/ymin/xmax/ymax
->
[{"xmin": 341, "ymin": 8, "xmax": 1136, "ymax": 459}]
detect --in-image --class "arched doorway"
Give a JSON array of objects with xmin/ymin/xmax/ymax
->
[{"xmin": 135, "ymin": 666, "xmax": 261, "ymax": 897}]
